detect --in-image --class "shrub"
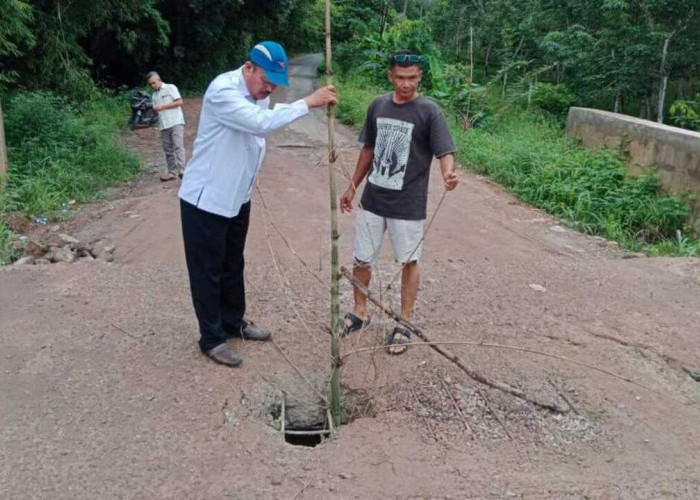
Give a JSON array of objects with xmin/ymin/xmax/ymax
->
[
  {"xmin": 335, "ymin": 19, "xmax": 439, "ymax": 88},
  {"xmin": 460, "ymin": 113, "xmax": 694, "ymax": 249},
  {"xmin": 530, "ymin": 82, "xmax": 576, "ymax": 116},
  {"xmin": 669, "ymin": 99, "xmax": 700, "ymax": 131},
  {"xmin": 0, "ymin": 90, "xmax": 141, "ymax": 263}
]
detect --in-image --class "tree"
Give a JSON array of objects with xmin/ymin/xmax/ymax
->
[
  {"xmin": 421, "ymin": 0, "xmax": 700, "ymax": 120},
  {"xmin": 634, "ymin": 0, "xmax": 700, "ymax": 122},
  {"xmin": 0, "ymin": 97, "xmax": 6, "ymax": 190},
  {"xmin": 0, "ymin": 0, "xmax": 35, "ymax": 86},
  {"xmin": 0, "ymin": 0, "xmax": 35, "ymax": 189},
  {"xmin": 15, "ymin": 0, "xmax": 169, "ymax": 96}
]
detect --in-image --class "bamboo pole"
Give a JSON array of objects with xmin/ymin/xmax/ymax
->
[
  {"xmin": 465, "ymin": 24, "xmax": 473, "ymax": 126},
  {"xmin": 325, "ymin": 0, "xmax": 342, "ymax": 428},
  {"xmin": 0, "ymin": 97, "xmax": 7, "ymax": 191}
]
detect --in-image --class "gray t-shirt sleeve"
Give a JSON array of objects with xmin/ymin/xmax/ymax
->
[
  {"xmin": 358, "ymin": 99, "xmax": 378, "ymax": 146},
  {"xmin": 429, "ymin": 107, "xmax": 456, "ymax": 158}
]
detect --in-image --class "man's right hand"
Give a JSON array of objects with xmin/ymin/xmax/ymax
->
[
  {"xmin": 340, "ymin": 186, "xmax": 355, "ymax": 213},
  {"xmin": 305, "ymin": 85, "xmax": 338, "ymax": 109}
]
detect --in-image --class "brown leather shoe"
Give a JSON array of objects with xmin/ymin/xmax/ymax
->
[
  {"xmin": 160, "ymin": 172, "xmax": 177, "ymax": 182},
  {"xmin": 227, "ymin": 320, "xmax": 271, "ymax": 341},
  {"xmin": 205, "ymin": 343, "xmax": 243, "ymax": 367}
]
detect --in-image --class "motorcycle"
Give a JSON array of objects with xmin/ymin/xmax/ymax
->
[{"xmin": 127, "ymin": 90, "xmax": 160, "ymax": 130}]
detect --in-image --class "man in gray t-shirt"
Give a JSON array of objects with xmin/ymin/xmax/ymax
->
[{"xmin": 339, "ymin": 50, "xmax": 459, "ymax": 355}]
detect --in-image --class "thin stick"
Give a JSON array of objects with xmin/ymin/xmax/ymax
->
[
  {"xmin": 261, "ymin": 202, "xmax": 322, "ymax": 341},
  {"xmin": 477, "ymin": 388, "xmax": 512, "ymax": 440},
  {"xmin": 439, "ymin": 378, "xmax": 474, "ymax": 436},
  {"xmin": 255, "ymin": 184, "xmax": 325, "ymax": 285},
  {"xmin": 110, "ymin": 322, "xmax": 138, "ymax": 339},
  {"xmin": 284, "ymin": 429, "xmax": 331, "ymax": 436},
  {"xmin": 255, "ymin": 183, "xmax": 328, "ymax": 333},
  {"xmin": 276, "ymin": 143, "xmax": 317, "ymax": 149},
  {"xmin": 382, "ymin": 189, "xmax": 449, "ymax": 293},
  {"xmin": 409, "ymin": 386, "xmax": 438, "ymax": 441},
  {"xmin": 343, "ymin": 267, "xmax": 693, "ymax": 407},
  {"xmin": 280, "ymin": 396, "xmax": 286, "ymax": 438},
  {"xmin": 340, "ymin": 266, "xmax": 565, "ymax": 413},
  {"xmin": 547, "ymin": 378, "xmax": 579, "ymax": 415},
  {"xmin": 289, "ymin": 479, "xmax": 313, "ymax": 500}
]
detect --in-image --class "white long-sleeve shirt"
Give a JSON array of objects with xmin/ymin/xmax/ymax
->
[{"xmin": 179, "ymin": 67, "xmax": 309, "ymax": 217}]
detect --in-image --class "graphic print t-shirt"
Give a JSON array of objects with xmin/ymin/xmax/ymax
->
[{"xmin": 359, "ymin": 93, "xmax": 455, "ymax": 220}]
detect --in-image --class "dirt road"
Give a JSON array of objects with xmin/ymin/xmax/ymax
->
[{"xmin": 2, "ymin": 55, "xmax": 700, "ymax": 499}]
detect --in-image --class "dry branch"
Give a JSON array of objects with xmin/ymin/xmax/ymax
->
[
  {"xmin": 289, "ymin": 479, "xmax": 313, "ymax": 500},
  {"xmin": 409, "ymin": 386, "xmax": 439, "ymax": 441},
  {"xmin": 439, "ymin": 377, "xmax": 474, "ymax": 436},
  {"xmin": 340, "ymin": 267, "xmax": 690, "ymax": 407},
  {"xmin": 255, "ymin": 184, "xmax": 325, "ymax": 286},
  {"xmin": 110, "ymin": 322, "xmax": 139, "ymax": 339},
  {"xmin": 341, "ymin": 266, "xmax": 565, "ymax": 413}
]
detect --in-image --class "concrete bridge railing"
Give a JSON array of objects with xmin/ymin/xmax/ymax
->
[{"xmin": 566, "ymin": 107, "xmax": 700, "ymax": 228}]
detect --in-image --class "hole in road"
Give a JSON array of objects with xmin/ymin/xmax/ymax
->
[
  {"xmin": 284, "ymin": 430, "xmax": 325, "ymax": 447},
  {"xmin": 261, "ymin": 375, "xmax": 375, "ymax": 448}
]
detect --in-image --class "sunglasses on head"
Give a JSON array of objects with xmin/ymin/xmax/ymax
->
[{"xmin": 391, "ymin": 54, "xmax": 422, "ymax": 65}]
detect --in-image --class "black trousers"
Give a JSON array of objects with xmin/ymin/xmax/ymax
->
[{"xmin": 180, "ymin": 199, "xmax": 250, "ymax": 352}]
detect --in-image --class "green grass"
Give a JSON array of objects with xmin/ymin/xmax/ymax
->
[
  {"xmin": 332, "ymin": 76, "xmax": 386, "ymax": 129},
  {"xmin": 0, "ymin": 91, "xmax": 141, "ymax": 264},
  {"xmin": 0, "ymin": 222, "xmax": 16, "ymax": 265},
  {"xmin": 333, "ymin": 76, "xmax": 699, "ymax": 257}
]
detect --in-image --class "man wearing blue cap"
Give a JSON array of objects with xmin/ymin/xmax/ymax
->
[{"xmin": 179, "ymin": 41, "xmax": 337, "ymax": 367}]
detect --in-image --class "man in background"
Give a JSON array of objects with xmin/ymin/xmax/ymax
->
[{"xmin": 147, "ymin": 71, "xmax": 186, "ymax": 182}]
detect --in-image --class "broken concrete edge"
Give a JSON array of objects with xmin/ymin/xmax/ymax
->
[
  {"xmin": 277, "ymin": 393, "xmax": 334, "ymax": 438},
  {"xmin": 13, "ymin": 235, "xmax": 116, "ymax": 265}
]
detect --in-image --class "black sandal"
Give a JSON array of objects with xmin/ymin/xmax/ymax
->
[
  {"xmin": 387, "ymin": 326, "xmax": 411, "ymax": 355},
  {"xmin": 340, "ymin": 313, "xmax": 370, "ymax": 337}
]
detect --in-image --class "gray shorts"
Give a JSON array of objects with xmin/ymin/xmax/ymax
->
[{"xmin": 353, "ymin": 210, "xmax": 424, "ymax": 267}]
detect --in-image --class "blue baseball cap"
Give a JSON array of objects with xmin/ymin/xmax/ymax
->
[{"xmin": 249, "ymin": 41, "xmax": 289, "ymax": 87}]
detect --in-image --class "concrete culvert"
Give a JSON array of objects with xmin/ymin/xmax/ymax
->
[{"xmin": 256, "ymin": 371, "xmax": 374, "ymax": 446}]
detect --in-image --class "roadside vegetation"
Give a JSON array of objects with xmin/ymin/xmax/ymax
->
[
  {"xmin": 0, "ymin": 92, "xmax": 140, "ymax": 264},
  {"xmin": 0, "ymin": 0, "xmax": 331, "ymax": 264},
  {"xmin": 329, "ymin": 10, "xmax": 699, "ymax": 257},
  {"xmin": 1, "ymin": 0, "xmax": 699, "ymax": 262}
]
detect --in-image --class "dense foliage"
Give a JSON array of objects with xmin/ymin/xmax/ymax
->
[
  {"xmin": 329, "ymin": 1, "xmax": 699, "ymax": 256},
  {"xmin": 326, "ymin": 0, "xmax": 700, "ymax": 125},
  {"xmin": 1, "ymin": 0, "xmax": 698, "ymax": 260},
  {"xmin": 428, "ymin": 0, "xmax": 700, "ymax": 123},
  {"xmin": 0, "ymin": 91, "xmax": 140, "ymax": 263},
  {"xmin": 0, "ymin": 0, "xmax": 324, "ymax": 94},
  {"xmin": 3, "ymin": 0, "xmax": 700, "ymax": 118}
]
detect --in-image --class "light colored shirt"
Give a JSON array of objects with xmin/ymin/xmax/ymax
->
[
  {"xmin": 178, "ymin": 67, "xmax": 309, "ymax": 218},
  {"xmin": 152, "ymin": 83, "xmax": 185, "ymax": 130}
]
